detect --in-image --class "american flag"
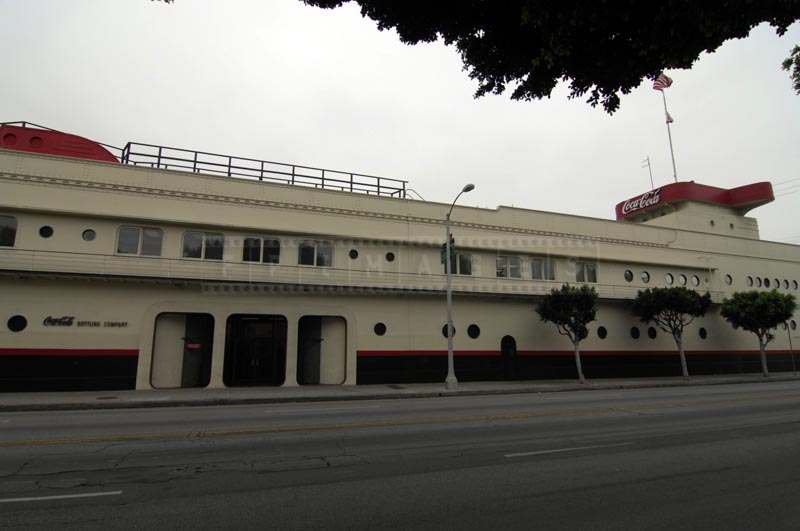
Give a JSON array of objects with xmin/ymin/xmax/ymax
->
[{"xmin": 653, "ymin": 73, "xmax": 673, "ymax": 91}]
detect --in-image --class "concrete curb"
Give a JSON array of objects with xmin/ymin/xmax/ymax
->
[{"xmin": 2, "ymin": 373, "xmax": 798, "ymax": 413}]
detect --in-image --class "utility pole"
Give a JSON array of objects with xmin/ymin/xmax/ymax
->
[{"xmin": 444, "ymin": 183, "xmax": 475, "ymax": 390}]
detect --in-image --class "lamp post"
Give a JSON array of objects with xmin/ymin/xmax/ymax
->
[{"xmin": 445, "ymin": 183, "xmax": 475, "ymax": 390}]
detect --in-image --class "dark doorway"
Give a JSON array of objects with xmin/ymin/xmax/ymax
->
[
  {"xmin": 501, "ymin": 335, "xmax": 517, "ymax": 380},
  {"xmin": 224, "ymin": 314, "xmax": 287, "ymax": 386},
  {"xmin": 297, "ymin": 316, "xmax": 347, "ymax": 385},
  {"xmin": 152, "ymin": 313, "xmax": 213, "ymax": 389}
]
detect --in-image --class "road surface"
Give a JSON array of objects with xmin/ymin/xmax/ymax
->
[{"xmin": 2, "ymin": 380, "xmax": 800, "ymax": 529}]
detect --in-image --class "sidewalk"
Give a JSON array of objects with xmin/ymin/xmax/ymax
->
[{"xmin": 2, "ymin": 373, "xmax": 799, "ymax": 412}]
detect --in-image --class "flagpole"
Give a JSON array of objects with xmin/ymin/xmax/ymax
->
[{"xmin": 661, "ymin": 90, "xmax": 678, "ymax": 183}]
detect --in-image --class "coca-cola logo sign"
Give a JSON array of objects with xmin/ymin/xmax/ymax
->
[
  {"xmin": 43, "ymin": 315, "xmax": 75, "ymax": 327},
  {"xmin": 621, "ymin": 188, "xmax": 662, "ymax": 216}
]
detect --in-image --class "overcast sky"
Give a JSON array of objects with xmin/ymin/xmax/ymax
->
[{"xmin": 2, "ymin": 1, "xmax": 799, "ymax": 243}]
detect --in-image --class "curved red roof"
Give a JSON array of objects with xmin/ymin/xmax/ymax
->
[
  {"xmin": 615, "ymin": 181, "xmax": 774, "ymax": 221},
  {"xmin": 0, "ymin": 125, "xmax": 118, "ymax": 164}
]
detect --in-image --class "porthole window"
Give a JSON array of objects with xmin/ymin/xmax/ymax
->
[
  {"xmin": 784, "ymin": 279, "xmax": 790, "ymax": 290},
  {"xmin": 725, "ymin": 274, "xmax": 733, "ymax": 286},
  {"xmin": 774, "ymin": 278, "xmax": 780, "ymax": 289},
  {"xmin": 7, "ymin": 315, "xmax": 27, "ymax": 332},
  {"xmin": 756, "ymin": 277, "xmax": 762, "ymax": 288},
  {"xmin": 385, "ymin": 252, "xmax": 395, "ymax": 262},
  {"xmin": 764, "ymin": 278, "xmax": 771, "ymax": 288},
  {"xmin": 82, "ymin": 229, "xmax": 96, "ymax": 242},
  {"xmin": 691, "ymin": 275, "xmax": 700, "ymax": 287},
  {"xmin": 794, "ymin": 280, "xmax": 799, "ymax": 291},
  {"xmin": 648, "ymin": 326, "xmax": 657, "ymax": 339},
  {"xmin": 373, "ymin": 322, "xmax": 387, "ymax": 336},
  {"xmin": 791, "ymin": 320, "xmax": 797, "ymax": 331},
  {"xmin": 746, "ymin": 276, "xmax": 754, "ymax": 287},
  {"xmin": 710, "ymin": 220, "xmax": 715, "ymax": 227},
  {"xmin": 630, "ymin": 326, "xmax": 640, "ymax": 339},
  {"xmin": 641, "ymin": 271, "xmax": 650, "ymax": 284},
  {"xmin": 348, "ymin": 249, "xmax": 359, "ymax": 260},
  {"xmin": 597, "ymin": 326, "xmax": 608, "ymax": 339},
  {"xmin": 678, "ymin": 274, "xmax": 687, "ymax": 286},
  {"xmin": 39, "ymin": 225, "xmax": 54, "ymax": 238},
  {"xmin": 699, "ymin": 327, "xmax": 708, "ymax": 340},
  {"xmin": 665, "ymin": 273, "xmax": 674, "ymax": 285},
  {"xmin": 624, "ymin": 270, "xmax": 634, "ymax": 282},
  {"xmin": 442, "ymin": 324, "xmax": 456, "ymax": 338},
  {"xmin": 467, "ymin": 324, "xmax": 480, "ymax": 339}
]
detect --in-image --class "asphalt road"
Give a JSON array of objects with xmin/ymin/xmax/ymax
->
[{"xmin": 3, "ymin": 381, "xmax": 800, "ymax": 530}]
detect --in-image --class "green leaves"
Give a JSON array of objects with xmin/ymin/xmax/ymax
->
[
  {"xmin": 536, "ymin": 284, "xmax": 598, "ymax": 345},
  {"xmin": 783, "ymin": 45, "xmax": 800, "ymax": 95},
  {"xmin": 631, "ymin": 287, "xmax": 712, "ymax": 336},
  {"xmin": 302, "ymin": 1, "xmax": 800, "ymax": 112},
  {"xmin": 721, "ymin": 290, "xmax": 797, "ymax": 340}
]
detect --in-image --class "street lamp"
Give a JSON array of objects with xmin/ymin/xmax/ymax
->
[{"xmin": 444, "ymin": 183, "xmax": 475, "ymax": 390}]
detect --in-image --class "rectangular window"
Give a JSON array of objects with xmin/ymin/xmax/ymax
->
[
  {"xmin": 575, "ymin": 260, "xmax": 597, "ymax": 283},
  {"xmin": 182, "ymin": 231, "xmax": 223, "ymax": 260},
  {"xmin": 244, "ymin": 237, "xmax": 281, "ymax": 264},
  {"xmin": 117, "ymin": 226, "xmax": 164, "ymax": 256},
  {"xmin": 263, "ymin": 239, "xmax": 280, "ymax": 264},
  {"xmin": 182, "ymin": 231, "xmax": 203, "ymax": 259},
  {"xmin": 117, "ymin": 226, "xmax": 140, "ymax": 254},
  {"xmin": 203, "ymin": 233, "xmax": 224, "ymax": 260},
  {"xmin": 140, "ymin": 228, "xmax": 163, "ymax": 256},
  {"xmin": 316, "ymin": 242, "xmax": 333, "ymax": 267},
  {"xmin": 299, "ymin": 241, "xmax": 316, "ymax": 265},
  {"xmin": 496, "ymin": 255, "xmax": 521, "ymax": 278},
  {"xmin": 298, "ymin": 241, "xmax": 333, "ymax": 267},
  {"xmin": 243, "ymin": 238, "xmax": 262, "ymax": 262},
  {"xmin": 446, "ymin": 253, "xmax": 472, "ymax": 276},
  {"xmin": 0, "ymin": 215, "xmax": 17, "ymax": 247},
  {"xmin": 532, "ymin": 257, "xmax": 555, "ymax": 280}
]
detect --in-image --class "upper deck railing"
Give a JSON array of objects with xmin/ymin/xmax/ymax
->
[{"xmin": 2, "ymin": 121, "xmax": 408, "ymax": 198}]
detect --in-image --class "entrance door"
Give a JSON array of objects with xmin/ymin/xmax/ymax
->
[
  {"xmin": 224, "ymin": 315, "xmax": 287, "ymax": 386},
  {"xmin": 151, "ymin": 313, "xmax": 213, "ymax": 389},
  {"xmin": 501, "ymin": 335, "xmax": 517, "ymax": 380},
  {"xmin": 297, "ymin": 316, "xmax": 346, "ymax": 385}
]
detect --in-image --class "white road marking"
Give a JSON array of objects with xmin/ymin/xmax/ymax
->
[
  {"xmin": 504, "ymin": 442, "xmax": 632, "ymax": 458},
  {"xmin": 0, "ymin": 491, "xmax": 123, "ymax": 504}
]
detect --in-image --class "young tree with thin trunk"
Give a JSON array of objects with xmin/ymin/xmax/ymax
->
[
  {"xmin": 536, "ymin": 285, "xmax": 597, "ymax": 383},
  {"xmin": 721, "ymin": 290, "xmax": 797, "ymax": 377},
  {"xmin": 631, "ymin": 287, "xmax": 712, "ymax": 379}
]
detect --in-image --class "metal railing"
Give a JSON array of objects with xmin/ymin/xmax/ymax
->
[
  {"xmin": 2, "ymin": 121, "xmax": 408, "ymax": 199},
  {"xmin": 119, "ymin": 142, "xmax": 407, "ymax": 198}
]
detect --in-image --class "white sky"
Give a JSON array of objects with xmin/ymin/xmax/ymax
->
[{"xmin": 2, "ymin": 0, "xmax": 799, "ymax": 242}]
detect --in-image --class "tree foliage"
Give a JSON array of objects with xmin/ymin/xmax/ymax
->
[
  {"xmin": 783, "ymin": 45, "xmax": 800, "ymax": 95},
  {"xmin": 721, "ymin": 290, "xmax": 796, "ymax": 345},
  {"xmin": 631, "ymin": 287, "xmax": 711, "ymax": 378},
  {"xmin": 302, "ymin": 1, "xmax": 800, "ymax": 112},
  {"xmin": 631, "ymin": 287, "xmax": 711, "ymax": 340},
  {"xmin": 537, "ymin": 284, "xmax": 597, "ymax": 346}
]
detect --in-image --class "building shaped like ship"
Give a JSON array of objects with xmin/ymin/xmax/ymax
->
[{"xmin": 0, "ymin": 122, "xmax": 798, "ymax": 391}]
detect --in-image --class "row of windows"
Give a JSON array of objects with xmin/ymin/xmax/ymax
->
[
  {"xmin": 746, "ymin": 276, "xmax": 799, "ymax": 291},
  {"xmin": 624, "ymin": 269, "xmax": 703, "ymax": 287},
  {"xmin": 3, "ymin": 216, "xmax": 799, "ymax": 289}
]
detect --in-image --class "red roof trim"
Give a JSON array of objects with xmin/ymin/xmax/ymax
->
[
  {"xmin": 0, "ymin": 125, "xmax": 119, "ymax": 164},
  {"xmin": 614, "ymin": 181, "xmax": 774, "ymax": 221}
]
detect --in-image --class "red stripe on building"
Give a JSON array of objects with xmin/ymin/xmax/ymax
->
[
  {"xmin": 358, "ymin": 349, "xmax": 796, "ymax": 358},
  {"xmin": 0, "ymin": 348, "xmax": 139, "ymax": 357}
]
